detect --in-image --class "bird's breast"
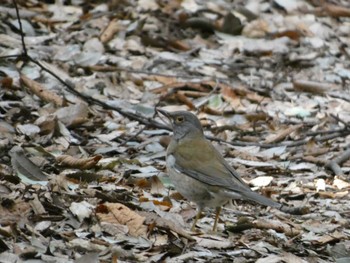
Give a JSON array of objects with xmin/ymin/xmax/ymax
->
[{"xmin": 166, "ymin": 154, "xmax": 229, "ymax": 208}]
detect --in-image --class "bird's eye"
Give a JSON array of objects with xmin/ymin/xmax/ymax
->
[{"xmin": 175, "ymin": 116, "xmax": 184, "ymax": 123}]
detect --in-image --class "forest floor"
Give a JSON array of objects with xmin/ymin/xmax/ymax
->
[{"xmin": 0, "ymin": 0, "xmax": 350, "ymax": 262}]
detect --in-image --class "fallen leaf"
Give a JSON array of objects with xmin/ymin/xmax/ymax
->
[
  {"xmin": 56, "ymin": 155, "xmax": 102, "ymax": 169},
  {"xmin": 97, "ymin": 203, "xmax": 148, "ymax": 237},
  {"xmin": 20, "ymin": 74, "xmax": 65, "ymax": 107}
]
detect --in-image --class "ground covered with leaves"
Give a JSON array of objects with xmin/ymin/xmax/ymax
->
[{"xmin": 0, "ymin": 0, "xmax": 350, "ymax": 262}]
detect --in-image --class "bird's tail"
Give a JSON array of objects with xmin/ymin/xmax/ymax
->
[
  {"xmin": 242, "ymin": 189, "xmax": 283, "ymax": 209},
  {"xmin": 242, "ymin": 189, "xmax": 308, "ymax": 215}
]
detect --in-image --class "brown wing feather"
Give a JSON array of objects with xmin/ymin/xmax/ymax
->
[{"xmin": 169, "ymin": 137, "xmax": 281, "ymax": 208}]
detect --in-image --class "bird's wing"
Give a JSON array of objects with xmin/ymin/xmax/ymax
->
[{"xmin": 170, "ymin": 137, "xmax": 281, "ymax": 208}]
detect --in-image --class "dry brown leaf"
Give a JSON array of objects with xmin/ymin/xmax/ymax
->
[
  {"xmin": 134, "ymin": 178, "xmax": 151, "ymax": 188},
  {"xmin": 0, "ymin": 200, "xmax": 32, "ymax": 225},
  {"xmin": 245, "ymin": 112, "xmax": 269, "ymax": 122},
  {"xmin": 222, "ymin": 83, "xmax": 268, "ymax": 104},
  {"xmin": 227, "ymin": 217, "xmax": 302, "ymax": 236},
  {"xmin": 56, "ymin": 155, "xmax": 102, "ymax": 169},
  {"xmin": 96, "ymin": 203, "xmax": 147, "ymax": 237},
  {"xmin": 253, "ymin": 218, "xmax": 302, "ymax": 236},
  {"xmin": 316, "ymin": 191, "xmax": 349, "ymax": 199},
  {"xmin": 245, "ymin": 91, "xmax": 268, "ymax": 103},
  {"xmin": 302, "ymin": 155, "xmax": 326, "ymax": 165},
  {"xmin": 151, "ymin": 82, "xmax": 191, "ymax": 94},
  {"xmin": 221, "ymin": 85, "xmax": 241, "ymax": 108},
  {"xmin": 264, "ymin": 124, "xmax": 302, "ymax": 144},
  {"xmin": 242, "ymin": 19, "xmax": 269, "ymax": 38},
  {"xmin": 35, "ymin": 114, "xmax": 57, "ymax": 136},
  {"xmin": 293, "ymin": 80, "xmax": 339, "ymax": 94},
  {"xmin": 1, "ymin": 76, "xmax": 13, "ymax": 89},
  {"xmin": 169, "ymin": 191, "xmax": 185, "ymax": 201},
  {"xmin": 168, "ymin": 39, "xmax": 191, "ymax": 51},
  {"xmin": 181, "ymin": 90, "xmax": 208, "ymax": 98},
  {"xmin": 201, "ymin": 106, "xmax": 225, "ymax": 116},
  {"xmin": 151, "ymin": 199, "xmax": 172, "ymax": 208},
  {"xmin": 323, "ymin": 3, "xmax": 350, "ymax": 17},
  {"xmin": 100, "ymin": 18, "xmax": 121, "ymax": 43},
  {"xmin": 151, "ymin": 80, "xmax": 215, "ymax": 94},
  {"xmin": 20, "ymin": 74, "xmax": 65, "ymax": 107},
  {"xmin": 175, "ymin": 91, "xmax": 195, "ymax": 110},
  {"xmin": 150, "ymin": 176, "xmax": 167, "ymax": 195},
  {"xmin": 139, "ymin": 197, "xmax": 172, "ymax": 209},
  {"xmin": 304, "ymin": 140, "xmax": 329, "ymax": 157},
  {"xmin": 313, "ymin": 231, "xmax": 346, "ymax": 245},
  {"xmin": 272, "ymin": 30, "xmax": 302, "ymax": 41},
  {"xmin": 140, "ymin": 211, "xmax": 195, "ymax": 241},
  {"xmin": 146, "ymin": 75, "xmax": 178, "ymax": 85}
]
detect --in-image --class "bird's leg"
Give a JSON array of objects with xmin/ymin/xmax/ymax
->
[
  {"xmin": 191, "ymin": 208, "xmax": 203, "ymax": 231},
  {"xmin": 212, "ymin": 206, "xmax": 222, "ymax": 232}
]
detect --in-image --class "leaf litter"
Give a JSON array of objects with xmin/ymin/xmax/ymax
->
[{"xmin": 0, "ymin": 0, "xmax": 350, "ymax": 262}]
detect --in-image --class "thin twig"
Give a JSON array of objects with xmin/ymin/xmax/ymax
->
[
  {"xmin": 88, "ymin": 64, "xmax": 237, "ymax": 82},
  {"xmin": 330, "ymin": 114, "xmax": 350, "ymax": 129},
  {"xmin": 13, "ymin": 0, "xmax": 27, "ymax": 55},
  {"xmin": 0, "ymin": 54, "xmax": 22, "ymax": 59},
  {"xmin": 119, "ymin": 126, "xmax": 148, "ymax": 147},
  {"xmin": 325, "ymin": 145, "xmax": 350, "ymax": 176},
  {"xmin": 209, "ymin": 130, "xmax": 350, "ymax": 149}
]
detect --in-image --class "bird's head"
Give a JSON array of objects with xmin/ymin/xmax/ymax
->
[{"xmin": 157, "ymin": 109, "xmax": 204, "ymax": 140}]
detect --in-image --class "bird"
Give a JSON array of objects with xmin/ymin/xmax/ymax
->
[{"xmin": 157, "ymin": 109, "xmax": 284, "ymax": 232}]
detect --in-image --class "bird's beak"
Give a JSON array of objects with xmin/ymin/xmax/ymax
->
[
  {"xmin": 156, "ymin": 108, "xmax": 171, "ymax": 119},
  {"xmin": 157, "ymin": 109, "xmax": 174, "ymax": 129}
]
